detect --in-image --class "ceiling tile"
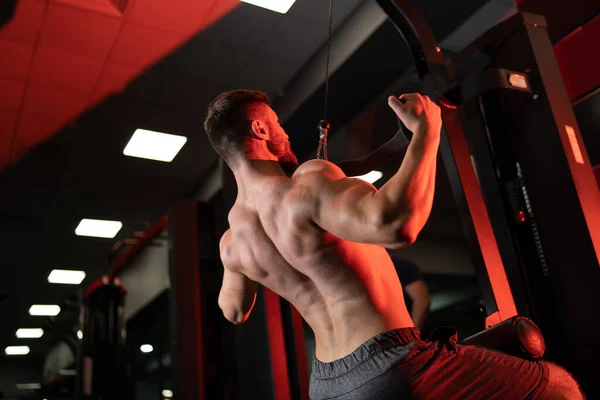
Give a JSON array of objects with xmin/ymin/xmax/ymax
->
[
  {"xmin": 0, "ymin": 39, "xmax": 34, "ymax": 80},
  {"xmin": 90, "ymin": 61, "xmax": 139, "ymax": 105},
  {"xmin": 0, "ymin": 79, "xmax": 26, "ymax": 111},
  {"xmin": 128, "ymin": 0, "xmax": 215, "ymax": 36},
  {"xmin": 261, "ymin": 15, "xmax": 326, "ymax": 63},
  {"xmin": 21, "ymin": 84, "xmax": 88, "ymax": 121},
  {"xmin": 30, "ymin": 46, "xmax": 105, "ymax": 93},
  {"xmin": 55, "ymin": 0, "xmax": 125, "ymax": 17},
  {"xmin": 13, "ymin": 111, "xmax": 73, "ymax": 161},
  {"xmin": 38, "ymin": 2, "xmax": 123, "ymax": 59},
  {"xmin": 110, "ymin": 22, "xmax": 184, "ymax": 69},
  {"xmin": 0, "ymin": 110, "xmax": 19, "ymax": 167},
  {"xmin": 0, "ymin": 0, "xmax": 46, "ymax": 43}
]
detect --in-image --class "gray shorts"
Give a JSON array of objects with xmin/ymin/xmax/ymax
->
[{"xmin": 309, "ymin": 327, "xmax": 548, "ymax": 400}]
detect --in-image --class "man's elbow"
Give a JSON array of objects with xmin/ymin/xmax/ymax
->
[
  {"xmin": 377, "ymin": 218, "xmax": 419, "ymax": 249},
  {"xmin": 218, "ymin": 297, "xmax": 250, "ymax": 325},
  {"xmin": 220, "ymin": 306, "xmax": 249, "ymax": 325},
  {"xmin": 388, "ymin": 210, "xmax": 429, "ymax": 248}
]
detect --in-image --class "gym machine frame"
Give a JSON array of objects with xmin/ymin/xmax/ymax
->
[
  {"xmin": 375, "ymin": 0, "xmax": 600, "ymax": 396},
  {"xmin": 375, "ymin": 0, "xmax": 519, "ymax": 326}
]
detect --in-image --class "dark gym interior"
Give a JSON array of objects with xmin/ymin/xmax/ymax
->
[{"xmin": 0, "ymin": 0, "xmax": 599, "ymax": 399}]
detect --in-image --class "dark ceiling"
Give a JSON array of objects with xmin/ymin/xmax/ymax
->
[
  {"xmin": 0, "ymin": 0, "xmax": 514, "ymax": 394},
  {"xmin": 0, "ymin": 0, "xmax": 364, "ymax": 362}
]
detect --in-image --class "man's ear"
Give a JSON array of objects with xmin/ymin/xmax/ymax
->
[{"xmin": 250, "ymin": 120, "xmax": 269, "ymax": 140}]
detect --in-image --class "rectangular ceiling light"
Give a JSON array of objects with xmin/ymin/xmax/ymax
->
[
  {"xmin": 29, "ymin": 305, "xmax": 61, "ymax": 317},
  {"xmin": 123, "ymin": 129, "xmax": 187, "ymax": 162},
  {"xmin": 16, "ymin": 383, "xmax": 41, "ymax": 390},
  {"xmin": 16, "ymin": 329, "xmax": 44, "ymax": 339},
  {"xmin": 48, "ymin": 269, "xmax": 86, "ymax": 285},
  {"xmin": 140, "ymin": 344, "xmax": 154, "ymax": 353},
  {"xmin": 5, "ymin": 346, "xmax": 30, "ymax": 355},
  {"xmin": 241, "ymin": 0, "xmax": 297, "ymax": 14},
  {"xmin": 75, "ymin": 219, "xmax": 123, "ymax": 238},
  {"xmin": 354, "ymin": 170, "xmax": 384, "ymax": 184}
]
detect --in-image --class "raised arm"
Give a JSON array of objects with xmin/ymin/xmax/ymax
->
[{"xmin": 296, "ymin": 93, "xmax": 441, "ymax": 249}]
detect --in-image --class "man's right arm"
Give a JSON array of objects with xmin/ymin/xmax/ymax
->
[{"xmin": 299, "ymin": 93, "xmax": 441, "ymax": 249}]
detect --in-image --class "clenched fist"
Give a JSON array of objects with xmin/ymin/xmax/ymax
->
[{"xmin": 388, "ymin": 93, "xmax": 442, "ymax": 136}]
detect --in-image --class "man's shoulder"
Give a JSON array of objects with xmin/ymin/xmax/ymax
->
[{"xmin": 292, "ymin": 159, "xmax": 346, "ymax": 181}]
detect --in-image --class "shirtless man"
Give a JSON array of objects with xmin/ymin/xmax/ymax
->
[{"xmin": 204, "ymin": 90, "xmax": 583, "ymax": 399}]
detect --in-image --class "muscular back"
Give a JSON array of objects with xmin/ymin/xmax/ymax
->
[{"xmin": 221, "ymin": 160, "xmax": 413, "ymax": 362}]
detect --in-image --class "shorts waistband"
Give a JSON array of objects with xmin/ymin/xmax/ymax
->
[{"xmin": 312, "ymin": 328, "xmax": 421, "ymax": 379}]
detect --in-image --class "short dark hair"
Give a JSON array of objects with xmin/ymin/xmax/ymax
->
[{"xmin": 204, "ymin": 89, "xmax": 270, "ymax": 167}]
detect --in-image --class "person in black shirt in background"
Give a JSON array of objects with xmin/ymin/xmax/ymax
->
[{"xmin": 391, "ymin": 257, "xmax": 431, "ymax": 331}]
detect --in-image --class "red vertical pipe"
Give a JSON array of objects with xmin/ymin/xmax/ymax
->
[
  {"xmin": 264, "ymin": 288, "xmax": 292, "ymax": 400},
  {"xmin": 291, "ymin": 306, "xmax": 310, "ymax": 400},
  {"xmin": 171, "ymin": 202, "xmax": 205, "ymax": 400}
]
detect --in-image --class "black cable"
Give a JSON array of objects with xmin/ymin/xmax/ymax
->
[
  {"xmin": 317, "ymin": 0, "xmax": 334, "ymax": 160},
  {"xmin": 324, "ymin": 0, "xmax": 334, "ymax": 120}
]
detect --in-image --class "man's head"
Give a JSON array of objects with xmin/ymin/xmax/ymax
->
[{"xmin": 204, "ymin": 89, "xmax": 297, "ymax": 170}]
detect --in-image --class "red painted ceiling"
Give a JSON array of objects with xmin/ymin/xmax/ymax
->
[{"xmin": 0, "ymin": 0, "xmax": 239, "ymax": 171}]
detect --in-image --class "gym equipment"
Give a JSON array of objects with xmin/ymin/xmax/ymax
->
[
  {"xmin": 75, "ymin": 277, "xmax": 133, "ymax": 400},
  {"xmin": 41, "ymin": 294, "xmax": 81, "ymax": 398},
  {"xmin": 373, "ymin": 1, "xmax": 600, "ymax": 397},
  {"xmin": 462, "ymin": 316, "xmax": 545, "ymax": 360},
  {"xmin": 316, "ymin": 0, "xmax": 334, "ymax": 161}
]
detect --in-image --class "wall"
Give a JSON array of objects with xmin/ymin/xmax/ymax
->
[{"xmin": 118, "ymin": 234, "xmax": 171, "ymax": 321}]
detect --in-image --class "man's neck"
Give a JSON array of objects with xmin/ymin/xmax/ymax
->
[{"xmin": 233, "ymin": 160, "xmax": 287, "ymax": 200}]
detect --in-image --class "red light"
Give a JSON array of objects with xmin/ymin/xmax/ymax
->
[{"xmin": 516, "ymin": 211, "xmax": 526, "ymax": 223}]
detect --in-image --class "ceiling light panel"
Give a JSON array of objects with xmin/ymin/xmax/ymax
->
[
  {"xmin": 241, "ymin": 0, "xmax": 297, "ymax": 14},
  {"xmin": 48, "ymin": 269, "xmax": 86, "ymax": 285},
  {"xmin": 123, "ymin": 129, "xmax": 187, "ymax": 162},
  {"xmin": 16, "ymin": 383, "xmax": 41, "ymax": 390},
  {"xmin": 354, "ymin": 170, "xmax": 384, "ymax": 184},
  {"xmin": 16, "ymin": 329, "xmax": 44, "ymax": 339},
  {"xmin": 75, "ymin": 219, "xmax": 122, "ymax": 238},
  {"xmin": 140, "ymin": 344, "xmax": 153, "ymax": 353},
  {"xmin": 29, "ymin": 305, "xmax": 61, "ymax": 316},
  {"xmin": 5, "ymin": 346, "xmax": 30, "ymax": 355}
]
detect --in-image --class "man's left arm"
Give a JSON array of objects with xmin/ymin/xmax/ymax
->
[
  {"xmin": 404, "ymin": 280, "xmax": 431, "ymax": 331},
  {"xmin": 218, "ymin": 230, "xmax": 258, "ymax": 324}
]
